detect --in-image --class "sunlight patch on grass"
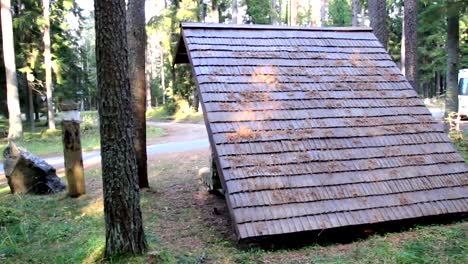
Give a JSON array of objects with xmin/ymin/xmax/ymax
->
[
  {"xmin": 0, "ymin": 186, "xmax": 11, "ymax": 194},
  {"xmin": 80, "ymin": 198, "xmax": 104, "ymax": 217},
  {"xmin": 146, "ymin": 102, "xmax": 203, "ymax": 124}
]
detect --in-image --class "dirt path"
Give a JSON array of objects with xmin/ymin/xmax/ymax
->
[
  {"xmin": 0, "ymin": 122, "xmax": 209, "ymax": 182},
  {"xmin": 146, "ymin": 121, "xmax": 207, "ymax": 143}
]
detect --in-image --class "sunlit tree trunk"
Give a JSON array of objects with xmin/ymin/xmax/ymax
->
[
  {"xmin": 145, "ymin": 46, "xmax": 152, "ymax": 110},
  {"xmin": 127, "ymin": 0, "xmax": 148, "ymax": 188},
  {"xmin": 95, "ymin": 0, "xmax": 147, "ymax": 256},
  {"xmin": 42, "ymin": 0, "xmax": 55, "ymax": 130},
  {"xmin": 445, "ymin": 0, "xmax": 459, "ymax": 115},
  {"xmin": 232, "ymin": 0, "xmax": 238, "ymax": 23},
  {"xmin": 352, "ymin": 0, "xmax": 359, "ymax": 26},
  {"xmin": 369, "ymin": 0, "xmax": 388, "ymax": 49},
  {"xmin": 290, "ymin": 0, "xmax": 298, "ymax": 26},
  {"xmin": 401, "ymin": 0, "xmax": 418, "ymax": 93},
  {"xmin": 1, "ymin": 0, "xmax": 23, "ymax": 138}
]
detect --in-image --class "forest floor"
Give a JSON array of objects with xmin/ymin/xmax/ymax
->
[{"xmin": 0, "ymin": 146, "xmax": 467, "ymax": 263}]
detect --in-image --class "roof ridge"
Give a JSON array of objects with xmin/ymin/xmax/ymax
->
[{"xmin": 181, "ymin": 22, "xmax": 373, "ymax": 32}]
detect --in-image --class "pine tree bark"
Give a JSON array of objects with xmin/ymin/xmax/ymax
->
[
  {"xmin": 1, "ymin": 0, "xmax": 23, "ymax": 139},
  {"xmin": 445, "ymin": 0, "xmax": 459, "ymax": 115},
  {"xmin": 401, "ymin": 0, "xmax": 418, "ymax": 92},
  {"xmin": 94, "ymin": 0, "xmax": 147, "ymax": 256},
  {"xmin": 352, "ymin": 0, "xmax": 359, "ymax": 27},
  {"xmin": 43, "ymin": 0, "xmax": 55, "ymax": 130},
  {"xmin": 369, "ymin": 0, "xmax": 388, "ymax": 49},
  {"xmin": 127, "ymin": 0, "xmax": 148, "ymax": 188}
]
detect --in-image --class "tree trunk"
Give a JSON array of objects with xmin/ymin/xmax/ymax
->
[
  {"xmin": 192, "ymin": 89, "xmax": 199, "ymax": 112},
  {"xmin": 290, "ymin": 0, "xmax": 298, "ymax": 26},
  {"xmin": 127, "ymin": 0, "xmax": 148, "ymax": 188},
  {"xmin": 22, "ymin": 74, "xmax": 31, "ymax": 123},
  {"xmin": 232, "ymin": 0, "xmax": 238, "ymax": 24},
  {"xmin": 445, "ymin": 1, "xmax": 459, "ymax": 115},
  {"xmin": 401, "ymin": 0, "xmax": 418, "ymax": 92},
  {"xmin": 271, "ymin": 0, "xmax": 278, "ymax": 25},
  {"xmin": 27, "ymin": 80, "xmax": 35, "ymax": 131},
  {"xmin": 320, "ymin": 0, "xmax": 328, "ymax": 26},
  {"xmin": 43, "ymin": 0, "xmax": 55, "ymax": 130},
  {"xmin": 210, "ymin": 0, "xmax": 220, "ymax": 23},
  {"xmin": 436, "ymin": 72, "xmax": 441, "ymax": 96},
  {"xmin": 369, "ymin": 0, "xmax": 388, "ymax": 49},
  {"xmin": 1, "ymin": 0, "xmax": 23, "ymax": 139},
  {"xmin": 352, "ymin": 0, "xmax": 359, "ymax": 27},
  {"xmin": 145, "ymin": 58, "xmax": 152, "ymax": 110},
  {"xmin": 160, "ymin": 48, "xmax": 166, "ymax": 105},
  {"xmin": 94, "ymin": 0, "xmax": 147, "ymax": 256}
]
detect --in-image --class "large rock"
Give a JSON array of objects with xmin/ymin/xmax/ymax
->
[{"xmin": 3, "ymin": 142, "xmax": 65, "ymax": 194}]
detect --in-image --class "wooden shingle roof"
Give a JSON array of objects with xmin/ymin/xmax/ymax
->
[{"xmin": 175, "ymin": 23, "xmax": 468, "ymax": 240}]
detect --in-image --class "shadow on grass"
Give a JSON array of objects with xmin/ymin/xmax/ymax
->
[{"xmin": 0, "ymin": 168, "xmax": 106, "ymax": 264}]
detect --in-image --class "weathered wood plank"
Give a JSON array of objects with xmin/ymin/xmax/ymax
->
[
  {"xmin": 233, "ymin": 187, "xmax": 468, "ymax": 223},
  {"xmin": 225, "ymin": 163, "xmax": 468, "ymax": 194},
  {"xmin": 191, "ymin": 58, "xmax": 396, "ymax": 67},
  {"xmin": 229, "ymin": 173, "xmax": 468, "ymax": 208},
  {"xmin": 208, "ymin": 106, "xmax": 431, "ymax": 123},
  {"xmin": 223, "ymin": 153, "xmax": 464, "ymax": 181},
  {"xmin": 219, "ymin": 143, "xmax": 456, "ymax": 169}
]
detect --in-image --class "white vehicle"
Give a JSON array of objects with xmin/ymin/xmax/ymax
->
[{"xmin": 459, "ymin": 69, "xmax": 468, "ymax": 115}]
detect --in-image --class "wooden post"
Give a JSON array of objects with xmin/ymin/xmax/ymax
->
[{"xmin": 61, "ymin": 101, "xmax": 85, "ymax": 197}]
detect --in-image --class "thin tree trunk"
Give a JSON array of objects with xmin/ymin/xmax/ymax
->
[
  {"xmin": 369, "ymin": 0, "xmax": 388, "ymax": 49},
  {"xmin": 27, "ymin": 80, "xmax": 35, "ymax": 131},
  {"xmin": 192, "ymin": 89, "xmax": 199, "ymax": 112},
  {"xmin": 445, "ymin": 0, "xmax": 459, "ymax": 115},
  {"xmin": 278, "ymin": 0, "xmax": 283, "ymax": 25},
  {"xmin": 94, "ymin": 0, "xmax": 147, "ymax": 256},
  {"xmin": 290, "ymin": 0, "xmax": 298, "ymax": 26},
  {"xmin": 43, "ymin": 0, "xmax": 55, "ymax": 130},
  {"xmin": 436, "ymin": 72, "xmax": 441, "ymax": 96},
  {"xmin": 271, "ymin": 0, "xmax": 278, "ymax": 25},
  {"xmin": 402, "ymin": 0, "xmax": 418, "ymax": 92},
  {"xmin": 160, "ymin": 48, "xmax": 166, "ymax": 105},
  {"xmin": 1, "ymin": 0, "xmax": 23, "ymax": 138},
  {"xmin": 127, "ymin": 0, "xmax": 148, "ymax": 188},
  {"xmin": 232, "ymin": 0, "xmax": 238, "ymax": 24},
  {"xmin": 145, "ymin": 49, "xmax": 153, "ymax": 111},
  {"xmin": 320, "ymin": 0, "xmax": 328, "ymax": 26},
  {"xmin": 21, "ymin": 74, "xmax": 31, "ymax": 122},
  {"xmin": 352, "ymin": 0, "xmax": 359, "ymax": 27},
  {"xmin": 210, "ymin": 0, "xmax": 220, "ymax": 23}
]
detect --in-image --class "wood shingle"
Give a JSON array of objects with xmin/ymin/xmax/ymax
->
[{"xmin": 174, "ymin": 23, "xmax": 468, "ymax": 240}]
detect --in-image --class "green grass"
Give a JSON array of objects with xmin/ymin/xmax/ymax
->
[
  {"xmin": 1, "ymin": 151, "xmax": 466, "ymax": 264},
  {"xmin": 0, "ymin": 114, "xmax": 165, "ymax": 157},
  {"xmin": 146, "ymin": 103, "xmax": 204, "ymax": 124},
  {"xmin": 0, "ymin": 169, "xmax": 106, "ymax": 264}
]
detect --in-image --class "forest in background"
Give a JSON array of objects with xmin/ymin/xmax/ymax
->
[{"xmin": 1, "ymin": 0, "xmax": 467, "ymax": 124}]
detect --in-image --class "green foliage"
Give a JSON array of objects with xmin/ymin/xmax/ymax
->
[
  {"xmin": 244, "ymin": 0, "xmax": 272, "ymax": 24},
  {"xmin": 327, "ymin": 0, "xmax": 352, "ymax": 26}
]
